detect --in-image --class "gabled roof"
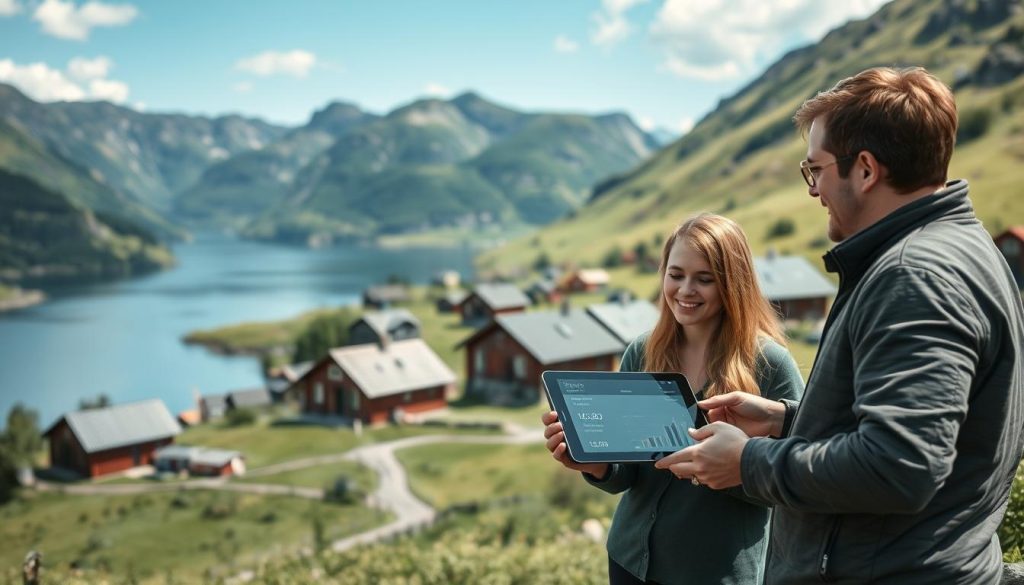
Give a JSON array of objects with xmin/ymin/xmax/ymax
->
[
  {"xmin": 327, "ymin": 338, "xmax": 455, "ymax": 399},
  {"xmin": 44, "ymin": 399, "xmax": 181, "ymax": 454},
  {"xmin": 527, "ymin": 280, "xmax": 558, "ymax": 294},
  {"xmin": 190, "ymin": 448, "xmax": 243, "ymax": 467},
  {"xmin": 363, "ymin": 285, "xmax": 410, "ymax": 303},
  {"xmin": 280, "ymin": 361, "xmax": 314, "ymax": 383},
  {"xmin": 201, "ymin": 394, "xmax": 226, "ymax": 408},
  {"xmin": 460, "ymin": 308, "xmax": 624, "ymax": 365},
  {"xmin": 227, "ymin": 387, "xmax": 272, "ymax": 408},
  {"xmin": 572, "ymin": 268, "xmax": 610, "ymax": 285},
  {"xmin": 754, "ymin": 255, "xmax": 837, "ymax": 302},
  {"xmin": 352, "ymin": 308, "xmax": 421, "ymax": 339},
  {"xmin": 586, "ymin": 300, "xmax": 659, "ymax": 345},
  {"xmin": 470, "ymin": 283, "xmax": 531, "ymax": 311},
  {"xmin": 154, "ymin": 445, "xmax": 199, "ymax": 460}
]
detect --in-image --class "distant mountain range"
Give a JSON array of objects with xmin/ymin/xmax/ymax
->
[
  {"xmin": 478, "ymin": 0, "xmax": 1024, "ymax": 274},
  {"xmin": 0, "ymin": 84, "xmax": 660, "ymax": 252}
]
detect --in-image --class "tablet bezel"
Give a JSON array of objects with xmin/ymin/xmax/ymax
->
[{"xmin": 542, "ymin": 370, "xmax": 708, "ymax": 464}]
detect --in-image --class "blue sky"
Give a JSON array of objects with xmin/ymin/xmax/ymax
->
[{"xmin": 0, "ymin": 0, "xmax": 888, "ymax": 131}]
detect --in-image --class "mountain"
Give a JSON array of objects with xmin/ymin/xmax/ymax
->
[
  {"xmin": 0, "ymin": 169, "xmax": 174, "ymax": 284},
  {"xmin": 478, "ymin": 0, "xmax": 1024, "ymax": 274},
  {"xmin": 174, "ymin": 101, "xmax": 379, "ymax": 225},
  {"xmin": 0, "ymin": 83, "xmax": 288, "ymax": 218},
  {"xmin": 238, "ymin": 93, "xmax": 659, "ymax": 244}
]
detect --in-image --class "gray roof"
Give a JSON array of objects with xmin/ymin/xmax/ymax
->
[
  {"xmin": 364, "ymin": 285, "xmax": 410, "ymax": 302},
  {"xmin": 353, "ymin": 308, "xmax": 421, "ymax": 339},
  {"xmin": 227, "ymin": 387, "xmax": 272, "ymax": 408},
  {"xmin": 328, "ymin": 338, "xmax": 456, "ymax": 399},
  {"xmin": 280, "ymin": 361, "xmax": 313, "ymax": 383},
  {"xmin": 190, "ymin": 448, "xmax": 243, "ymax": 467},
  {"xmin": 154, "ymin": 445, "xmax": 199, "ymax": 460},
  {"xmin": 527, "ymin": 280, "xmax": 557, "ymax": 294},
  {"xmin": 47, "ymin": 399, "xmax": 181, "ymax": 454},
  {"xmin": 493, "ymin": 308, "xmax": 625, "ymax": 365},
  {"xmin": 586, "ymin": 300, "xmax": 660, "ymax": 345},
  {"xmin": 754, "ymin": 256, "xmax": 837, "ymax": 302},
  {"xmin": 472, "ymin": 283, "xmax": 531, "ymax": 310},
  {"xmin": 201, "ymin": 394, "xmax": 226, "ymax": 409},
  {"xmin": 442, "ymin": 290, "xmax": 468, "ymax": 305}
]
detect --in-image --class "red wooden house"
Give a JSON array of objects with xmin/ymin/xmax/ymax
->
[
  {"xmin": 563, "ymin": 268, "xmax": 611, "ymax": 293},
  {"xmin": 995, "ymin": 227, "xmax": 1024, "ymax": 288},
  {"xmin": 43, "ymin": 399, "xmax": 182, "ymax": 478},
  {"xmin": 457, "ymin": 307, "xmax": 625, "ymax": 404},
  {"xmin": 754, "ymin": 254, "xmax": 837, "ymax": 321},
  {"xmin": 291, "ymin": 338, "xmax": 455, "ymax": 425}
]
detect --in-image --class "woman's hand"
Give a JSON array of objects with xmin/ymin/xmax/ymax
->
[
  {"xmin": 698, "ymin": 391, "xmax": 786, "ymax": 438},
  {"xmin": 541, "ymin": 411, "xmax": 610, "ymax": 479}
]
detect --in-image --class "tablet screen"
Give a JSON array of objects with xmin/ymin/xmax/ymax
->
[{"xmin": 543, "ymin": 371, "xmax": 704, "ymax": 462}]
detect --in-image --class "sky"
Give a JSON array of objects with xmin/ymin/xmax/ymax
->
[{"xmin": 0, "ymin": 0, "xmax": 889, "ymax": 133}]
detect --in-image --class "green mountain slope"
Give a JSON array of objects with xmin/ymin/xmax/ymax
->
[
  {"xmin": 243, "ymin": 93, "xmax": 658, "ymax": 243},
  {"xmin": 0, "ymin": 169, "xmax": 174, "ymax": 284},
  {"xmin": 174, "ymin": 102, "xmax": 379, "ymax": 224},
  {"xmin": 0, "ymin": 83, "xmax": 288, "ymax": 215},
  {"xmin": 478, "ymin": 0, "xmax": 1024, "ymax": 274}
]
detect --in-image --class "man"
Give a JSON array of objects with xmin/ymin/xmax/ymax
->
[{"xmin": 656, "ymin": 67, "xmax": 1024, "ymax": 584}]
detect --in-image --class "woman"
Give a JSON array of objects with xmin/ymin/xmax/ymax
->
[{"xmin": 542, "ymin": 213, "xmax": 804, "ymax": 584}]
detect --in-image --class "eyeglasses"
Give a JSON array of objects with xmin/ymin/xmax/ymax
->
[{"xmin": 799, "ymin": 155, "xmax": 853, "ymax": 188}]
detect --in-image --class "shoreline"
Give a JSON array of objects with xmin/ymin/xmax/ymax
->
[{"xmin": 0, "ymin": 289, "xmax": 46, "ymax": 313}]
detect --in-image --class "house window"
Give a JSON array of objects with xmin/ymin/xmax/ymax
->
[
  {"xmin": 474, "ymin": 348, "xmax": 484, "ymax": 374},
  {"xmin": 328, "ymin": 365, "xmax": 343, "ymax": 381},
  {"xmin": 513, "ymin": 355, "xmax": 527, "ymax": 380},
  {"xmin": 351, "ymin": 392, "xmax": 360, "ymax": 411},
  {"xmin": 404, "ymin": 392, "xmax": 412, "ymax": 403},
  {"xmin": 314, "ymin": 382, "xmax": 324, "ymax": 405}
]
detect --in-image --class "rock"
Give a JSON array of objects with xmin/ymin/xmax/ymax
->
[
  {"xmin": 1003, "ymin": 562, "xmax": 1024, "ymax": 585},
  {"xmin": 581, "ymin": 518, "xmax": 605, "ymax": 543}
]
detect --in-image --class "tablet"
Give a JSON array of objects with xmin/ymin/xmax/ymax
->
[{"xmin": 542, "ymin": 370, "xmax": 708, "ymax": 463}]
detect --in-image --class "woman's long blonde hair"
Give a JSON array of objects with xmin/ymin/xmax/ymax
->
[{"xmin": 643, "ymin": 213, "xmax": 785, "ymax": 397}]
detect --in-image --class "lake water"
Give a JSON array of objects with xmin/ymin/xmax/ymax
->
[{"xmin": 0, "ymin": 234, "xmax": 476, "ymax": 429}]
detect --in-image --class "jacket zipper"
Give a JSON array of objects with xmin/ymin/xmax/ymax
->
[{"xmin": 818, "ymin": 517, "xmax": 843, "ymax": 582}]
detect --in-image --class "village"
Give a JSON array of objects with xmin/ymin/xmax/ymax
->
[{"xmin": 5, "ymin": 226, "xmax": 1024, "ymax": 581}]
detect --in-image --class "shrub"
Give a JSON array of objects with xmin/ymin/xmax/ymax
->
[
  {"xmin": 766, "ymin": 218, "xmax": 795, "ymax": 240},
  {"xmin": 226, "ymin": 407, "xmax": 256, "ymax": 427},
  {"xmin": 957, "ymin": 107, "xmax": 992, "ymax": 144},
  {"xmin": 602, "ymin": 246, "xmax": 622, "ymax": 268},
  {"xmin": 999, "ymin": 465, "xmax": 1024, "ymax": 554}
]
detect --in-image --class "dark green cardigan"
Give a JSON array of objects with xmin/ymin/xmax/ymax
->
[{"xmin": 585, "ymin": 333, "xmax": 804, "ymax": 585}]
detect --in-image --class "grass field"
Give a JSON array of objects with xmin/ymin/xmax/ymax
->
[
  {"xmin": 0, "ymin": 489, "xmax": 390, "ymax": 584},
  {"xmin": 235, "ymin": 460, "xmax": 377, "ymax": 492}
]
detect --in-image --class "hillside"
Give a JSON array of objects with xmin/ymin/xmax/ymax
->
[
  {"xmin": 238, "ymin": 93, "xmax": 659, "ymax": 244},
  {"xmin": 0, "ymin": 83, "xmax": 288, "ymax": 218},
  {"xmin": 478, "ymin": 0, "xmax": 1024, "ymax": 274},
  {"xmin": 0, "ymin": 169, "xmax": 174, "ymax": 284}
]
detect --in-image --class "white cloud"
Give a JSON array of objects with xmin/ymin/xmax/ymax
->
[
  {"xmin": 0, "ymin": 57, "xmax": 130, "ymax": 104},
  {"xmin": 651, "ymin": 0, "xmax": 888, "ymax": 81},
  {"xmin": 591, "ymin": 0, "xmax": 648, "ymax": 47},
  {"xmin": 423, "ymin": 82, "xmax": 451, "ymax": 98},
  {"xmin": 233, "ymin": 81, "xmax": 253, "ymax": 93},
  {"xmin": 88, "ymin": 77, "xmax": 127, "ymax": 102},
  {"xmin": 554, "ymin": 34, "xmax": 579, "ymax": 54},
  {"xmin": 236, "ymin": 50, "xmax": 316, "ymax": 78},
  {"xmin": 68, "ymin": 55, "xmax": 111, "ymax": 81},
  {"xmin": 33, "ymin": 0, "xmax": 138, "ymax": 41},
  {"xmin": 637, "ymin": 115, "xmax": 655, "ymax": 131},
  {"xmin": 678, "ymin": 116, "xmax": 695, "ymax": 135},
  {"xmin": 0, "ymin": 0, "xmax": 22, "ymax": 17}
]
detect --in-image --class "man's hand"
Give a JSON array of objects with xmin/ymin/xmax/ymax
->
[
  {"xmin": 541, "ymin": 411, "xmax": 610, "ymax": 479},
  {"xmin": 699, "ymin": 391, "xmax": 787, "ymax": 438},
  {"xmin": 654, "ymin": 422, "xmax": 749, "ymax": 489}
]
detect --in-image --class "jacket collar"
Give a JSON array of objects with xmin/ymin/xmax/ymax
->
[{"xmin": 822, "ymin": 179, "xmax": 973, "ymax": 283}]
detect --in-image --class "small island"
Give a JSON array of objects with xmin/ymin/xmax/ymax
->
[{"xmin": 0, "ymin": 285, "xmax": 45, "ymax": 312}]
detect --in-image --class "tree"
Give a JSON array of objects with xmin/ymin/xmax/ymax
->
[
  {"xmin": 293, "ymin": 308, "xmax": 359, "ymax": 363},
  {"xmin": 0, "ymin": 404, "xmax": 41, "ymax": 503}
]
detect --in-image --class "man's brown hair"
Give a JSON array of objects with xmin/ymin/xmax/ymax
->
[{"xmin": 793, "ymin": 67, "xmax": 958, "ymax": 193}]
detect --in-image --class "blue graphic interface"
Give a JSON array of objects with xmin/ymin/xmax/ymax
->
[{"xmin": 557, "ymin": 377, "xmax": 700, "ymax": 453}]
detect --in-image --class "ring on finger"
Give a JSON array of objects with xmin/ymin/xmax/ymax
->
[{"xmin": 691, "ymin": 475, "xmax": 701, "ymax": 487}]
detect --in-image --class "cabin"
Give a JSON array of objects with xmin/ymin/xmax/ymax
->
[
  {"xmin": 199, "ymin": 394, "xmax": 227, "ymax": 422},
  {"xmin": 362, "ymin": 285, "xmax": 410, "ymax": 309},
  {"xmin": 586, "ymin": 299, "xmax": 660, "ymax": 345},
  {"xmin": 348, "ymin": 309, "xmax": 421, "ymax": 346},
  {"xmin": 753, "ymin": 255, "xmax": 837, "ymax": 321},
  {"xmin": 291, "ymin": 338, "xmax": 455, "ymax": 425},
  {"xmin": 43, "ymin": 399, "xmax": 181, "ymax": 478},
  {"xmin": 995, "ymin": 227, "xmax": 1024, "ymax": 288},
  {"xmin": 563, "ymin": 268, "xmax": 610, "ymax": 293},
  {"xmin": 457, "ymin": 283, "xmax": 531, "ymax": 325},
  {"xmin": 457, "ymin": 307, "xmax": 625, "ymax": 404},
  {"xmin": 436, "ymin": 290, "xmax": 468, "ymax": 314},
  {"xmin": 226, "ymin": 387, "xmax": 273, "ymax": 411},
  {"xmin": 154, "ymin": 445, "xmax": 245, "ymax": 477},
  {"xmin": 266, "ymin": 361, "xmax": 314, "ymax": 400},
  {"xmin": 525, "ymin": 280, "xmax": 562, "ymax": 305},
  {"xmin": 432, "ymin": 270, "xmax": 461, "ymax": 289}
]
